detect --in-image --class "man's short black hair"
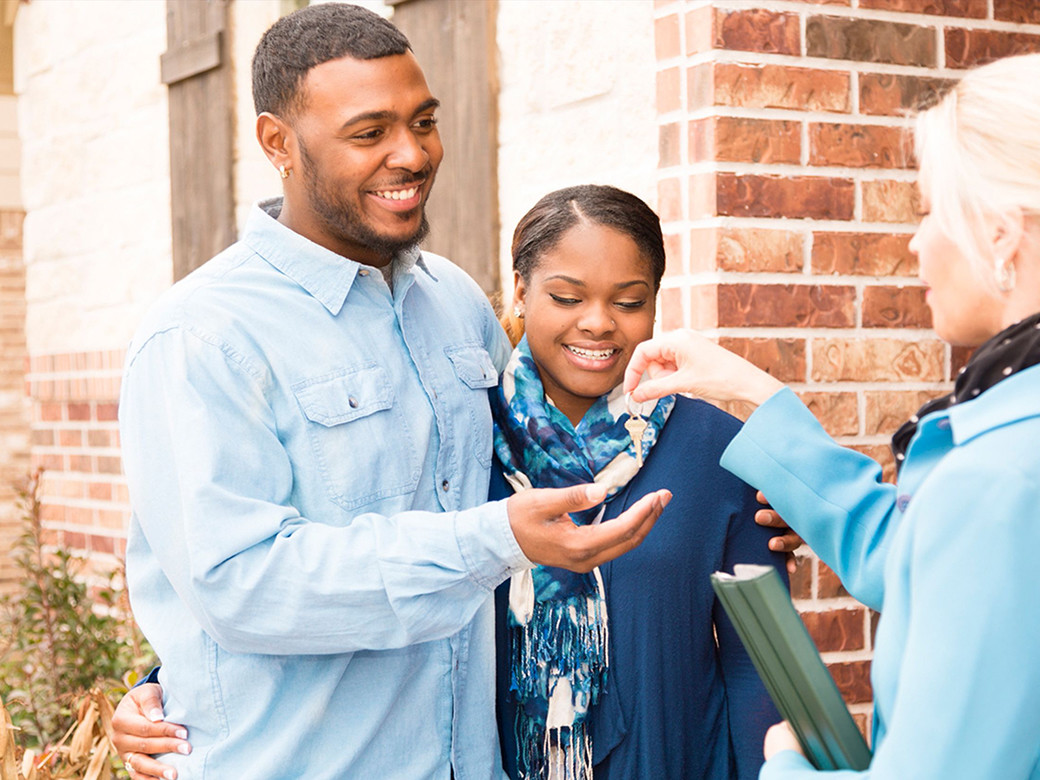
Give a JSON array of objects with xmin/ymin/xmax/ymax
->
[{"xmin": 252, "ymin": 3, "xmax": 412, "ymax": 118}]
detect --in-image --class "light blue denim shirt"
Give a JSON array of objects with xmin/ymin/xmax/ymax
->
[
  {"xmin": 120, "ymin": 199, "xmax": 526, "ymax": 779},
  {"xmin": 720, "ymin": 368, "xmax": 1040, "ymax": 779}
]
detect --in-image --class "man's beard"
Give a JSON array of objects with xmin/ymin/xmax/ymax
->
[{"xmin": 299, "ymin": 139, "xmax": 431, "ymax": 261}]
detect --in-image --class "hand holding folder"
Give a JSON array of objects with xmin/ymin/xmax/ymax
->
[{"xmin": 711, "ymin": 564, "xmax": 872, "ymax": 771}]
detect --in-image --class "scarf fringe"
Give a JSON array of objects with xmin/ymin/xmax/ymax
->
[
  {"xmin": 512, "ymin": 572, "xmax": 607, "ymax": 780},
  {"xmin": 517, "ymin": 711, "xmax": 595, "ymax": 780}
]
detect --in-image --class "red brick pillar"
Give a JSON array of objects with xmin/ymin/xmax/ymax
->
[
  {"xmin": 654, "ymin": 0, "xmax": 1040, "ymax": 736},
  {"xmin": 0, "ymin": 210, "xmax": 30, "ymax": 594}
]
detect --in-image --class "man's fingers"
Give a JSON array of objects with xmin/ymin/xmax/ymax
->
[
  {"xmin": 516, "ymin": 483, "xmax": 609, "ymax": 520},
  {"xmin": 754, "ymin": 507, "xmax": 786, "ymax": 528},
  {"xmin": 768, "ymin": 532, "xmax": 803, "ymax": 553}
]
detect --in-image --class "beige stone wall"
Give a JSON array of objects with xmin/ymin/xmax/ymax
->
[
  {"xmin": 231, "ymin": 0, "xmax": 283, "ymax": 232},
  {"xmin": 495, "ymin": 0, "xmax": 658, "ymax": 296},
  {"xmin": 0, "ymin": 95, "xmax": 19, "ymax": 210},
  {"xmin": 15, "ymin": 0, "xmax": 171, "ymax": 357},
  {"xmin": 13, "ymin": 0, "xmax": 170, "ymax": 563},
  {"xmin": 0, "ymin": 210, "xmax": 27, "ymax": 594}
]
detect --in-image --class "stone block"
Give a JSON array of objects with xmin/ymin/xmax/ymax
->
[
  {"xmin": 658, "ymin": 177, "xmax": 682, "ymax": 222},
  {"xmin": 790, "ymin": 553, "xmax": 813, "ymax": 599},
  {"xmin": 827, "ymin": 660, "xmax": 874, "ymax": 704},
  {"xmin": 812, "ymin": 338, "xmax": 945, "ymax": 382},
  {"xmin": 812, "ymin": 232, "xmax": 916, "ymax": 276},
  {"xmin": 802, "ymin": 608, "xmax": 866, "ymax": 652},
  {"xmin": 660, "ymin": 287, "xmax": 684, "ymax": 331},
  {"xmin": 809, "ymin": 123, "xmax": 913, "ymax": 168},
  {"xmin": 864, "ymin": 390, "xmax": 946, "ymax": 436},
  {"xmin": 995, "ymin": 0, "xmax": 1040, "ymax": 23},
  {"xmin": 717, "ymin": 174, "xmax": 855, "ymax": 220},
  {"xmin": 862, "ymin": 179, "xmax": 919, "ymax": 223},
  {"xmin": 946, "ymin": 28, "xmax": 1040, "ymax": 68},
  {"xmin": 656, "ymin": 66, "xmax": 681, "ymax": 114},
  {"xmin": 718, "ymin": 337, "xmax": 806, "ymax": 382},
  {"xmin": 859, "ymin": 72, "xmax": 955, "ymax": 115},
  {"xmin": 860, "ymin": 0, "xmax": 985, "ymax": 16},
  {"xmin": 718, "ymin": 283, "xmax": 855, "ymax": 328},
  {"xmin": 655, "ymin": 13, "xmax": 681, "ymax": 60},
  {"xmin": 806, "ymin": 16, "xmax": 936, "ymax": 67},
  {"xmin": 659, "ymin": 122, "xmax": 681, "ymax": 168},
  {"xmin": 798, "ymin": 391, "xmax": 859, "ymax": 437},
  {"xmin": 863, "ymin": 285, "xmax": 932, "ymax": 328},
  {"xmin": 716, "ymin": 227, "xmax": 804, "ymax": 273},
  {"xmin": 663, "ymin": 232, "xmax": 684, "ymax": 277},
  {"xmin": 818, "ymin": 561, "xmax": 850, "ymax": 598},
  {"xmin": 684, "ymin": 5, "xmax": 714, "ymax": 56},
  {"xmin": 710, "ymin": 62, "xmax": 850, "ymax": 113},
  {"xmin": 691, "ymin": 117, "xmax": 801, "ymax": 165},
  {"xmin": 714, "ymin": 8, "xmax": 800, "ymax": 55}
]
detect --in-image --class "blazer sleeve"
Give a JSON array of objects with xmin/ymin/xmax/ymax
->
[{"xmin": 719, "ymin": 388, "xmax": 897, "ymax": 611}]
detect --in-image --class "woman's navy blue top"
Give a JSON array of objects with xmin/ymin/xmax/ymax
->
[{"xmin": 492, "ymin": 397, "xmax": 786, "ymax": 779}]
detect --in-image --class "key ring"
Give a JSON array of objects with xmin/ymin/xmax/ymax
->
[{"xmin": 625, "ymin": 391, "xmax": 652, "ymax": 420}]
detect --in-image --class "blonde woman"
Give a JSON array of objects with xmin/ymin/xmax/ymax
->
[{"xmin": 624, "ymin": 52, "xmax": 1040, "ymax": 779}]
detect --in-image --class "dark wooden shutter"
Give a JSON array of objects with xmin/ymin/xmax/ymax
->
[
  {"xmin": 161, "ymin": 0, "xmax": 235, "ymax": 281},
  {"xmin": 388, "ymin": 0, "xmax": 500, "ymax": 295}
]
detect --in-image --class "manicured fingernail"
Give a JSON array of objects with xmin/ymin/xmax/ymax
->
[
  {"xmin": 177, "ymin": 742, "xmax": 191, "ymax": 754},
  {"xmin": 147, "ymin": 708, "xmax": 164, "ymax": 722},
  {"xmin": 585, "ymin": 484, "xmax": 607, "ymax": 501},
  {"xmin": 175, "ymin": 728, "xmax": 187, "ymax": 739},
  {"xmin": 163, "ymin": 771, "xmax": 176, "ymax": 780}
]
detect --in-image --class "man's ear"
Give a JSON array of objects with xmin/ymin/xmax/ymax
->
[{"xmin": 256, "ymin": 112, "xmax": 295, "ymax": 174}]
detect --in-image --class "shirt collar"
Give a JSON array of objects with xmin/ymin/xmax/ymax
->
[
  {"xmin": 948, "ymin": 363, "xmax": 1040, "ymax": 446},
  {"xmin": 241, "ymin": 197, "xmax": 433, "ymax": 316}
]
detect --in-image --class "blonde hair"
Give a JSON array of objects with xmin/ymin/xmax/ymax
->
[{"xmin": 915, "ymin": 53, "xmax": 1040, "ymax": 291}]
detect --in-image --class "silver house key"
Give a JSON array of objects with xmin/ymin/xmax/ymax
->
[{"xmin": 624, "ymin": 394, "xmax": 650, "ymax": 467}]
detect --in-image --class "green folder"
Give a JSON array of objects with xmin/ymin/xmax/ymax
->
[{"xmin": 710, "ymin": 564, "xmax": 872, "ymax": 771}]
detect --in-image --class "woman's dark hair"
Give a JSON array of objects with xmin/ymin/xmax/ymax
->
[
  {"xmin": 252, "ymin": 4, "xmax": 412, "ymax": 119},
  {"xmin": 511, "ymin": 185, "xmax": 667, "ymax": 290}
]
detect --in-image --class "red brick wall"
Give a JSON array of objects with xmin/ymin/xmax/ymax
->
[
  {"xmin": 26, "ymin": 349, "xmax": 129, "ymax": 567},
  {"xmin": 654, "ymin": 0, "xmax": 1040, "ymax": 736},
  {"xmin": 0, "ymin": 210, "xmax": 29, "ymax": 595}
]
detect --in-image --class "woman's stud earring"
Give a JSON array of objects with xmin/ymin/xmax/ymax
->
[
  {"xmin": 280, "ymin": 164, "xmax": 292, "ymax": 180},
  {"xmin": 513, "ymin": 305, "xmax": 524, "ymax": 319},
  {"xmin": 995, "ymin": 259, "xmax": 1016, "ymax": 292}
]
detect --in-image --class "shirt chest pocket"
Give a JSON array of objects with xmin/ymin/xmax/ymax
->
[
  {"xmin": 292, "ymin": 364, "xmax": 421, "ymax": 511},
  {"xmin": 445, "ymin": 345, "xmax": 498, "ymax": 468}
]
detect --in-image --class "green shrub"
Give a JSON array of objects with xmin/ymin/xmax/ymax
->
[{"xmin": 0, "ymin": 471, "xmax": 153, "ymax": 775}]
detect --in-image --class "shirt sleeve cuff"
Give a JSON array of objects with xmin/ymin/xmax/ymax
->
[{"xmin": 455, "ymin": 497, "xmax": 533, "ymax": 591}]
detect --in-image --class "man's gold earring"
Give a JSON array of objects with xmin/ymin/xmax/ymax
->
[{"xmin": 280, "ymin": 164, "xmax": 292, "ymax": 180}]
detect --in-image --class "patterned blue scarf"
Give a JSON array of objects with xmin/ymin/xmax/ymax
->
[{"xmin": 490, "ymin": 337, "xmax": 674, "ymax": 779}]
